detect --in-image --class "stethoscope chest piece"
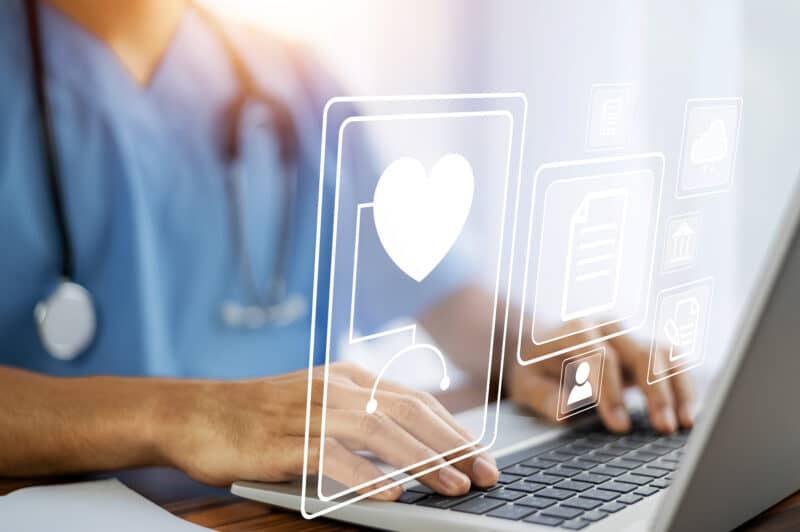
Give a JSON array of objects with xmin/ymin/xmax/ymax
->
[{"xmin": 35, "ymin": 280, "xmax": 96, "ymax": 361}]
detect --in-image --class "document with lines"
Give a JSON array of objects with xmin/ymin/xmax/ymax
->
[{"xmin": 561, "ymin": 188, "xmax": 629, "ymax": 321}]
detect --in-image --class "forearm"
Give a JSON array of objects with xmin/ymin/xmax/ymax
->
[{"xmin": 0, "ymin": 365, "xmax": 181, "ymax": 477}]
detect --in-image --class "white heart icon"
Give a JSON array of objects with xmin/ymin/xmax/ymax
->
[{"xmin": 373, "ymin": 153, "xmax": 474, "ymax": 282}]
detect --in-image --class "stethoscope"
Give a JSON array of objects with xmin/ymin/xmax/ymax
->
[{"xmin": 24, "ymin": 0, "xmax": 307, "ymax": 361}]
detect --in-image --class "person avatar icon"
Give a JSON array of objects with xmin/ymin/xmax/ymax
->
[{"xmin": 567, "ymin": 361, "xmax": 593, "ymax": 405}]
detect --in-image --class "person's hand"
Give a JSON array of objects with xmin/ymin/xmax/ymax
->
[
  {"xmin": 156, "ymin": 362, "xmax": 498, "ymax": 500},
  {"xmin": 508, "ymin": 322, "xmax": 694, "ymax": 434}
]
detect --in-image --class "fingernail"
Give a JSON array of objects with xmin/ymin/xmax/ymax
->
[
  {"xmin": 472, "ymin": 456, "xmax": 499, "ymax": 486},
  {"xmin": 679, "ymin": 404, "xmax": 694, "ymax": 428},
  {"xmin": 373, "ymin": 480, "xmax": 400, "ymax": 500},
  {"xmin": 661, "ymin": 407, "xmax": 677, "ymax": 432},
  {"xmin": 612, "ymin": 406, "xmax": 630, "ymax": 431},
  {"xmin": 439, "ymin": 466, "xmax": 470, "ymax": 493}
]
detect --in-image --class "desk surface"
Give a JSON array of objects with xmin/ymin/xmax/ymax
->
[{"xmin": 0, "ymin": 387, "xmax": 797, "ymax": 531}]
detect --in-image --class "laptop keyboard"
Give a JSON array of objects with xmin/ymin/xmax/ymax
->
[{"xmin": 397, "ymin": 414, "xmax": 688, "ymax": 530}]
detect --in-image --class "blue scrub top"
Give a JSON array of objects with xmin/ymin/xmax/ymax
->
[{"xmin": 0, "ymin": 3, "xmax": 467, "ymax": 379}]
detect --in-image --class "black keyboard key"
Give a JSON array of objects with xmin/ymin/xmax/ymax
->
[
  {"xmin": 541, "ymin": 505, "xmax": 583, "ymax": 520},
  {"xmin": 506, "ymin": 480, "xmax": 546, "ymax": 493},
  {"xmin": 617, "ymin": 473, "xmax": 652, "ymax": 486},
  {"xmin": 582, "ymin": 510, "xmax": 609, "ymax": 522},
  {"xmin": 600, "ymin": 501, "xmax": 626, "ymax": 513},
  {"xmin": 628, "ymin": 450, "xmax": 660, "ymax": 462},
  {"xmin": 660, "ymin": 438, "xmax": 685, "ymax": 449},
  {"xmin": 397, "ymin": 491, "xmax": 427, "ymax": 504},
  {"xmin": 418, "ymin": 492, "xmax": 478, "ymax": 509},
  {"xmin": 486, "ymin": 503, "xmax": 535, "ymax": 521},
  {"xmin": 641, "ymin": 443, "xmax": 673, "ymax": 455},
  {"xmin": 651, "ymin": 478, "xmax": 671, "ymax": 489},
  {"xmin": 573, "ymin": 471, "xmax": 610, "ymax": 484},
  {"xmin": 600, "ymin": 481, "xmax": 638, "ymax": 494},
  {"xmin": 608, "ymin": 458, "xmax": 641, "ymax": 470},
  {"xmin": 451, "ymin": 496, "xmax": 505, "ymax": 515},
  {"xmin": 527, "ymin": 472, "xmax": 563, "ymax": 485},
  {"xmin": 547, "ymin": 464, "xmax": 582, "ymax": 478},
  {"xmin": 562, "ymin": 518, "xmax": 590, "ymax": 530},
  {"xmin": 523, "ymin": 514, "xmax": 563, "ymax": 527},
  {"xmin": 497, "ymin": 472, "xmax": 523, "ymax": 484},
  {"xmin": 591, "ymin": 464, "xmax": 627, "ymax": 477},
  {"xmin": 631, "ymin": 466, "xmax": 668, "ymax": 478},
  {"xmin": 558, "ymin": 443, "xmax": 593, "ymax": 455},
  {"xmin": 523, "ymin": 457, "xmax": 557, "ymax": 468},
  {"xmin": 602, "ymin": 444, "xmax": 630, "ymax": 456},
  {"xmin": 586, "ymin": 433, "xmax": 619, "ymax": 444},
  {"xmin": 581, "ymin": 489, "xmax": 619, "ymax": 502},
  {"xmin": 485, "ymin": 487, "xmax": 526, "ymax": 502},
  {"xmin": 569, "ymin": 458, "xmax": 599, "ymax": 470},
  {"xmin": 571, "ymin": 438, "xmax": 604, "ymax": 450},
  {"xmin": 555, "ymin": 479, "xmax": 593, "ymax": 492},
  {"xmin": 543, "ymin": 450, "xmax": 576, "ymax": 462},
  {"xmin": 649, "ymin": 460, "xmax": 677, "ymax": 472},
  {"xmin": 615, "ymin": 437, "xmax": 645, "ymax": 450},
  {"xmin": 626, "ymin": 432, "xmax": 658, "ymax": 444},
  {"xmin": 537, "ymin": 487, "xmax": 575, "ymax": 501},
  {"xmin": 407, "ymin": 484, "xmax": 434, "ymax": 494},
  {"xmin": 581, "ymin": 510, "xmax": 608, "ymax": 523},
  {"xmin": 562, "ymin": 497, "xmax": 602, "ymax": 511},
  {"xmin": 618, "ymin": 493, "xmax": 643, "ymax": 505},
  {"xmin": 516, "ymin": 494, "xmax": 556, "ymax": 509},
  {"xmin": 635, "ymin": 486, "xmax": 660, "ymax": 497},
  {"xmin": 502, "ymin": 464, "xmax": 538, "ymax": 476},
  {"xmin": 584, "ymin": 450, "xmax": 615, "ymax": 463}
]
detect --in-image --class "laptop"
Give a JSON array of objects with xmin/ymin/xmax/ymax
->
[{"xmin": 232, "ymin": 181, "xmax": 800, "ymax": 531}]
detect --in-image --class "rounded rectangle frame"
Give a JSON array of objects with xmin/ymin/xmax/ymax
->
[
  {"xmin": 675, "ymin": 97, "xmax": 743, "ymax": 199},
  {"xmin": 556, "ymin": 346, "xmax": 606, "ymax": 421},
  {"xmin": 301, "ymin": 92, "xmax": 528, "ymax": 519},
  {"xmin": 647, "ymin": 277, "xmax": 715, "ymax": 385},
  {"xmin": 514, "ymin": 153, "xmax": 665, "ymax": 367}
]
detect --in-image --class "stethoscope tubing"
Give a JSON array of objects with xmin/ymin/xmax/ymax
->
[{"xmin": 24, "ymin": 0, "xmax": 306, "ymax": 361}]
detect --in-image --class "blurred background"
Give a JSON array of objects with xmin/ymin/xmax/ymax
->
[{"xmin": 203, "ymin": 0, "xmax": 800, "ymax": 390}]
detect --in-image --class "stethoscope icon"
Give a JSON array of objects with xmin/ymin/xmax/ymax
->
[{"xmin": 365, "ymin": 343, "xmax": 451, "ymax": 414}]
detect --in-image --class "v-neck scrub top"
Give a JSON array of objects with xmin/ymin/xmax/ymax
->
[{"xmin": 0, "ymin": 2, "xmax": 468, "ymax": 379}]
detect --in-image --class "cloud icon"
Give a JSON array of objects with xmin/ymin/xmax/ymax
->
[{"xmin": 690, "ymin": 119, "xmax": 729, "ymax": 167}]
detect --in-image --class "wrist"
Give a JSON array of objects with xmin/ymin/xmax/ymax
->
[{"xmin": 147, "ymin": 378, "xmax": 221, "ymax": 469}]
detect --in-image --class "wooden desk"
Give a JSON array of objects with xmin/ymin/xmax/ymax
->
[{"xmin": 0, "ymin": 386, "xmax": 796, "ymax": 531}]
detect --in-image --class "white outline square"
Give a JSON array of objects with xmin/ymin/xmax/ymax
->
[
  {"xmin": 585, "ymin": 82, "xmax": 636, "ymax": 152},
  {"xmin": 647, "ymin": 277, "xmax": 714, "ymax": 385},
  {"xmin": 660, "ymin": 211, "xmax": 703, "ymax": 274},
  {"xmin": 675, "ymin": 97, "xmax": 743, "ymax": 199},
  {"xmin": 515, "ymin": 153, "xmax": 665, "ymax": 366},
  {"xmin": 301, "ymin": 93, "xmax": 527, "ymax": 519},
  {"xmin": 556, "ymin": 347, "xmax": 606, "ymax": 421}
]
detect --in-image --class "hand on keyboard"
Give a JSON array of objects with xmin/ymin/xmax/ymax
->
[{"xmin": 510, "ymin": 321, "xmax": 694, "ymax": 434}]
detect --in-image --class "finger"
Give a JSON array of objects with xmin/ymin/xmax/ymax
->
[
  {"xmin": 634, "ymin": 350, "xmax": 678, "ymax": 433},
  {"xmin": 379, "ymin": 391, "xmax": 497, "ymax": 487},
  {"xmin": 601, "ymin": 326, "xmax": 680, "ymax": 433},
  {"xmin": 344, "ymin": 365, "xmax": 476, "ymax": 440},
  {"xmin": 314, "ymin": 437, "xmax": 403, "ymax": 501},
  {"xmin": 595, "ymin": 345, "xmax": 631, "ymax": 433},
  {"xmin": 667, "ymin": 358, "xmax": 695, "ymax": 428},
  {"xmin": 328, "ymin": 409, "xmax": 471, "ymax": 496},
  {"xmin": 338, "ymin": 365, "xmax": 498, "ymax": 487}
]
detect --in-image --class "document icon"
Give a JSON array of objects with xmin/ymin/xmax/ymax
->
[
  {"xmin": 561, "ymin": 189, "xmax": 629, "ymax": 322},
  {"xmin": 663, "ymin": 296, "xmax": 701, "ymax": 362}
]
